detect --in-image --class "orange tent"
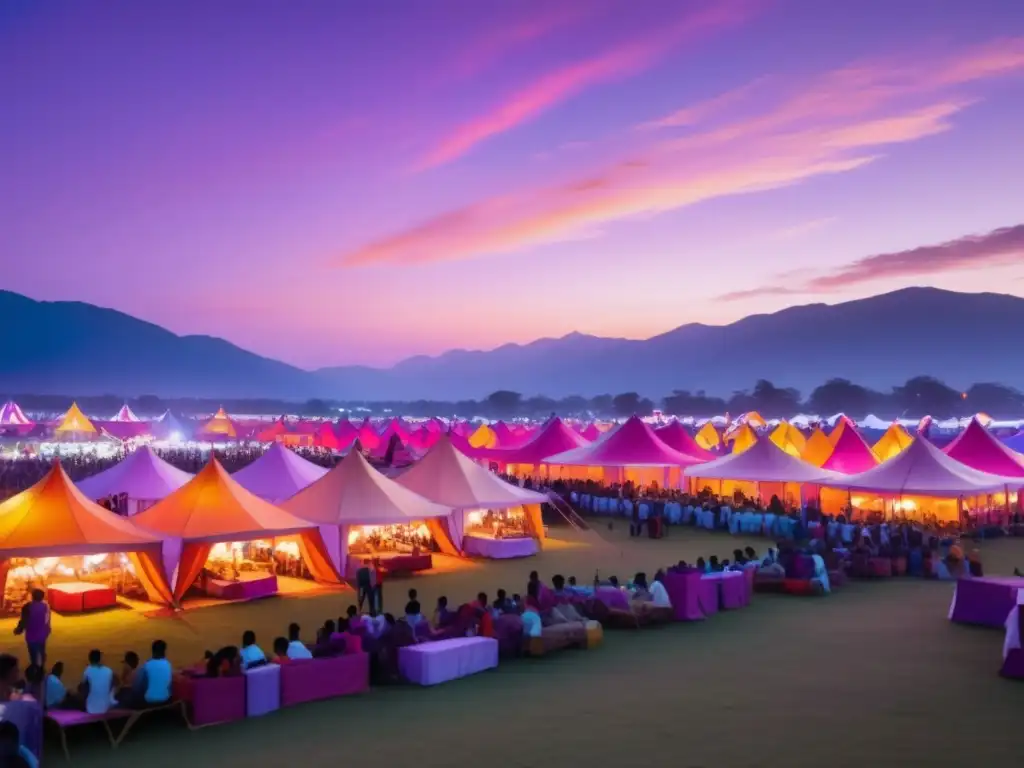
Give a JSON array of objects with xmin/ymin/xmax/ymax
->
[
  {"xmin": 53, "ymin": 402, "xmax": 97, "ymax": 435},
  {"xmin": 132, "ymin": 460, "xmax": 341, "ymax": 601},
  {"xmin": 695, "ymin": 422, "xmax": 721, "ymax": 450},
  {"xmin": 727, "ymin": 423, "xmax": 757, "ymax": 454},
  {"xmin": 873, "ymin": 423, "xmax": 914, "ymax": 461},
  {"xmin": 0, "ymin": 463, "xmax": 174, "ymax": 605},
  {"xmin": 802, "ymin": 428, "xmax": 834, "ymax": 467},
  {"xmin": 197, "ymin": 407, "xmax": 237, "ymax": 439}
]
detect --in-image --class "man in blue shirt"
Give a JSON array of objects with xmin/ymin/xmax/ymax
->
[{"xmin": 133, "ymin": 639, "xmax": 172, "ymax": 707}]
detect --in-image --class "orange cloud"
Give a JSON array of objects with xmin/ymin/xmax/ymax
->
[
  {"xmin": 416, "ymin": 1, "xmax": 755, "ymax": 170},
  {"xmin": 721, "ymin": 224, "xmax": 1024, "ymax": 300},
  {"xmin": 341, "ymin": 37, "xmax": 1024, "ymax": 268}
]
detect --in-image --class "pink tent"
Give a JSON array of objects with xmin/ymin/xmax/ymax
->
[
  {"xmin": 821, "ymin": 426, "xmax": 879, "ymax": 474},
  {"xmin": 684, "ymin": 438, "xmax": 839, "ymax": 483},
  {"xmin": 378, "ymin": 417, "xmax": 411, "ymax": 443},
  {"xmin": 77, "ymin": 445, "xmax": 194, "ymax": 514},
  {"xmin": 655, "ymin": 421, "xmax": 715, "ymax": 461},
  {"xmin": 232, "ymin": 443, "xmax": 329, "ymax": 502},
  {"xmin": 581, "ymin": 423, "xmax": 602, "ymax": 441},
  {"xmin": 95, "ymin": 420, "xmax": 152, "ymax": 440},
  {"xmin": 356, "ymin": 418, "xmax": 381, "ymax": 451},
  {"xmin": 479, "ymin": 417, "xmax": 590, "ymax": 465},
  {"xmin": 0, "ymin": 400, "xmax": 32, "ymax": 426},
  {"xmin": 112, "ymin": 404, "xmax": 142, "ymax": 422},
  {"xmin": 544, "ymin": 415, "xmax": 705, "ymax": 467},
  {"xmin": 944, "ymin": 418, "xmax": 1024, "ymax": 477},
  {"xmin": 828, "ymin": 437, "xmax": 1020, "ymax": 496}
]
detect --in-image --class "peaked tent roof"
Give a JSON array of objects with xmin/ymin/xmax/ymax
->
[
  {"xmin": 728, "ymin": 423, "xmax": 757, "ymax": 454},
  {"xmin": 802, "ymin": 428, "xmax": 834, "ymax": 467},
  {"xmin": 943, "ymin": 418, "xmax": 1024, "ymax": 477},
  {"xmin": 113, "ymin": 404, "xmax": 142, "ymax": 422},
  {"xmin": 0, "ymin": 401, "xmax": 32, "ymax": 426},
  {"xmin": 685, "ymin": 437, "xmax": 840, "ymax": 484},
  {"xmin": 827, "ymin": 415, "xmax": 859, "ymax": 446},
  {"xmin": 356, "ymin": 419, "xmax": 381, "ymax": 451},
  {"xmin": 152, "ymin": 411, "xmax": 194, "ymax": 441},
  {"xmin": 54, "ymin": 402, "xmax": 97, "ymax": 434},
  {"xmin": 468, "ymin": 423, "xmax": 497, "ymax": 449},
  {"xmin": 232, "ymin": 443, "xmax": 330, "ymax": 501},
  {"xmin": 820, "ymin": 426, "xmax": 880, "ymax": 474},
  {"xmin": 281, "ymin": 450, "xmax": 451, "ymax": 526},
  {"xmin": 826, "ymin": 437, "xmax": 1021, "ymax": 496},
  {"xmin": 479, "ymin": 417, "xmax": 590, "ymax": 465},
  {"xmin": 77, "ymin": 446, "xmax": 194, "ymax": 501},
  {"xmin": 581, "ymin": 423, "xmax": 602, "ymax": 441},
  {"xmin": 770, "ymin": 422, "xmax": 807, "ymax": 457},
  {"xmin": 740, "ymin": 411, "xmax": 766, "ymax": 428},
  {"xmin": 197, "ymin": 407, "xmax": 237, "ymax": 439},
  {"xmin": 132, "ymin": 459, "xmax": 314, "ymax": 542},
  {"xmin": 544, "ymin": 415, "xmax": 705, "ymax": 467},
  {"xmin": 0, "ymin": 462, "xmax": 165, "ymax": 557},
  {"xmin": 873, "ymin": 423, "xmax": 915, "ymax": 462},
  {"xmin": 695, "ymin": 421, "xmax": 721, "ymax": 450},
  {"xmin": 396, "ymin": 434, "xmax": 548, "ymax": 509},
  {"xmin": 655, "ymin": 421, "xmax": 716, "ymax": 461}
]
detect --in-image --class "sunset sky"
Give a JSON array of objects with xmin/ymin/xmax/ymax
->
[{"xmin": 3, "ymin": 0, "xmax": 1023, "ymax": 368}]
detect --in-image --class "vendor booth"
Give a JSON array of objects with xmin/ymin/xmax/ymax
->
[
  {"xmin": 132, "ymin": 460, "xmax": 341, "ymax": 604},
  {"xmin": 282, "ymin": 450, "xmax": 453, "ymax": 580},
  {"xmin": 76, "ymin": 445, "xmax": 194, "ymax": 515},
  {"xmin": 0, "ymin": 463, "xmax": 174, "ymax": 614},
  {"xmin": 395, "ymin": 435, "xmax": 548, "ymax": 559}
]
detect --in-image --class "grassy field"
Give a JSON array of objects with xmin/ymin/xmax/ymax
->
[{"xmin": 8, "ymin": 525, "xmax": 1024, "ymax": 767}]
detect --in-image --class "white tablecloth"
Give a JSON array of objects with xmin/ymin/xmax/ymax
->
[
  {"xmin": 462, "ymin": 535, "xmax": 538, "ymax": 559},
  {"xmin": 398, "ymin": 637, "xmax": 498, "ymax": 686}
]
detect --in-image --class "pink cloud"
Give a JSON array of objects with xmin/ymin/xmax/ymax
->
[
  {"xmin": 721, "ymin": 224, "xmax": 1024, "ymax": 300},
  {"xmin": 340, "ymin": 37, "xmax": 1024, "ymax": 268},
  {"xmin": 416, "ymin": 1, "xmax": 755, "ymax": 170}
]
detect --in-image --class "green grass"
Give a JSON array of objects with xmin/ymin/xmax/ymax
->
[{"xmin": 13, "ymin": 526, "xmax": 1024, "ymax": 767}]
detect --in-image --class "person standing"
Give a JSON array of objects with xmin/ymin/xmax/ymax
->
[
  {"xmin": 372, "ymin": 558, "xmax": 385, "ymax": 614},
  {"xmin": 14, "ymin": 590, "xmax": 50, "ymax": 668},
  {"xmin": 355, "ymin": 559, "xmax": 374, "ymax": 613}
]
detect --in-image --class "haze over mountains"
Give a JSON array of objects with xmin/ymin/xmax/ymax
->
[{"xmin": 2, "ymin": 288, "xmax": 1022, "ymax": 401}]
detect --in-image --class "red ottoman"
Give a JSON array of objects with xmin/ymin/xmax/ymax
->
[{"xmin": 48, "ymin": 582, "xmax": 117, "ymax": 613}]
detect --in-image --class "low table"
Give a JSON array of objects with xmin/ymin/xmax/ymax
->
[
  {"xmin": 949, "ymin": 576, "xmax": 1024, "ymax": 628},
  {"xmin": 205, "ymin": 572, "xmax": 278, "ymax": 601},
  {"xmin": 463, "ymin": 534, "xmax": 538, "ymax": 559},
  {"xmin": 398, "ymin": 637, "xmax": 498, "ymax": 686},
  {"xmin": 48, "ymin": 582, "xmax": 117, "ymax": 613}
]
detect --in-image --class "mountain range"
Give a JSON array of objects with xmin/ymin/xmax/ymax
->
[{"xmin": 2, "ymin": 287, "xmax": 1022, "ymax": 401}]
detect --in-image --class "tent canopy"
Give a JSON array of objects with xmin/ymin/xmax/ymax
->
[
  {"xmin": 770, "ymin": 421, "xmax": 807, "ymax": 457},
  {"xmin": 827, "ymin": 415, "xmax": 859, "ymax": 446},
  {"xmin": 197, "ymin": 407, "xmax": 237, "ymax": 439},
  {"xmin": 655, "ymin": 421, "xmax": 716, "ymax": 461},
  {"xmin": 944, "ymin": 418, "xmax": 1024, "ymax": 477},
  {"xmin": 802, "ymin": 428, "xmax": 833, "ymax": 467},
  {"xmin": 113, "ymin": 404, "xmax": 142, "ymax": 422},
  {"xmin": 133, "ymin": 459, "xmax": 314, "ymax": 543},
  {"xmin": 873, "ymin": 423, "xmax": 914, "ymax": 461},
  {"xmin": 468, "ymin": 423, "xmax": 497, "ymax": 449},
  {"xmin": 0, "ymin": 401, "xmax": 32, "ymax": 426},
  {"xmin": 820, "ymin": 426, "xmax": 879, "ymax": 474},
  {"xmin": 694, "ymin": 421, "xmax": 721, "ymax": 450},
  {"xmin": 282, "ymin": 450, "xmax": 451, "ymax": 526},
  {"xmin": 396, "ymin": 435, "xmax": 548, "ymax": 509},
  {"xmin": 727, "ymin": 423, "xmax": 757, "ymax": 454},
  {"xmin": 77, "ymin": 446, "xmax": 193, "ymax": 501},
  {"xmin": 54, "ymin": 402, "xmax": 97, "ymax": 434},
  {"xmin": 480, "ymin": 417, "xmax": 590, "ymax": 465},
  {"xmin": 685, "ymin": 437, "xmax": 840, "ymax": 484},
  {"xmin": 544, "ymin": 415, "xmax": 705, "ymax": 468},
  {"xmin": 232, "ymin": 443, "xmax": 329, "ymax": 501},
  {"xmin": 0, "ymin": 462, "xmax": 165, "ymax": 557},
  {"xmin": 825, "ymin": 437, "xmax": 1020, "ymax": 496}
]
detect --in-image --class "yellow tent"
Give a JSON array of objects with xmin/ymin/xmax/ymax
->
[
  {"xmin": 872, "ymin": 423, "xmax": 914, "ymax": 461},
  {"xmin": 727, "ymin": 423, "xmax": 757, "ymax": 454},
  {"xmin": 770, "ymin": 421, "xmax": 806, "ymax": 457},
  {"xmin": 468, "ymin": 423, "xmax": 497, "ymax": 449},
  {"xmin": 199, "ymin": 407, "xmax": 237, "ymax": 438},
  {"xmin": 802, "ymin": 428, "xmax": 833, "ymax": 467},
  {"xmin": 695, "ymin": 422, "xmax": 721, "ymax": 450},
  {"xmin": 742, "ymin": 411, "xmax": 766, "ymax": 428},
  {"xmin": 54, "ymin": 402, "xmax": 97, "ymax": 434}
]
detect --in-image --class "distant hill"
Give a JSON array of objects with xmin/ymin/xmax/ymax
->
[{"xmin": 3, "ymin": 288, "xmax": 1023, "ymax": 400}]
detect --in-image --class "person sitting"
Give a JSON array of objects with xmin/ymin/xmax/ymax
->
[
  {"xmin": 708, "ymin": 556, "xmax": 721, "ymax": 572},
  {"xmin": 79, "ymin": 649, "xmax": 115, "ymax": 715},
  {"xmin": 967, "ymin": 549, "xmax": 984, "ymax": 577},
  {"xmin": 0, "ymin": 654, "xmax": 21, "ymax": 702},
  {"xmin": 630, "ymin": 572, "xmax": 654, "ymax": 602},
  {"xmin": 345, "ymin": 605, "xmax": 365, "ymax": 632},
  {"xmin": 286, "ymin": 623, "xmax": 313, "ymax": 659},
  {"xmin": 520, "ymin": 596, "xmax": 543, "ymax": 639},
  {"xmin": 432, "ymin": 596, "xmax": 454, "ymax": 628},
  {"xmin": 551, "ymin": 575, "xmax": 568, "ymax": 599},
  {"xmin": 204, "ymin": 647, "xmax": 240, "ymax": 678},
  {"xmin": 474, "ymin": 593, "xmax": 494, "ymax": 637},
  {"xmin": 744, "ymin": 546, "xmax": 758, "ymax": 564},
  {"xmin": 649, "ymin": 571, "xmax": 672, "ymax": 608},
  {"xmin": 313, "ymin": 621, "xmax": 346, "ymax": 657},
  {"xmin": 0, "ymin": 721, "xmax": 37, "ymax": 768},
  {"xmin": 21, "ymin": 664, "xmax": 43, "ymax": 702},
  {"xmin": 333, "ymin": 618, "xmax": 362, "ymax": 653},
  {"xmin": 239, "ymin": 631, "xmax": 267, "ymax": 670},
  {"xmin": 136, "ymin": 640, "xmax": 172, "ymax": 707},
  {"xmin": 271, "ymin": 637, "xmax": 291, "ymax": 664},
  {"xmin": 113, "ymin": 652, "xmax": 138, "ymax": 707},
  {"xmin": 733, "ymin": 549, "xmax": 746, "ymax": 565},
  {"xmin": 404, "ymin": 593, "xmax": 425, "ymax": 626},
  {"xmin": 45, "ymin": 662, "xmax": 68, "ymax": 709},
  {"xmin": 695, "ymin": 557, "xmax": 706, "ymax": 573}
]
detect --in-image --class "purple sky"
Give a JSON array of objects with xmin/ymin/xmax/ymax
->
[{"xmin": 3, "ymin": 0, "xmax": 1023, "ymax": 369}]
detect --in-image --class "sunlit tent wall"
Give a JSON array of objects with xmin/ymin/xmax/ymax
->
[
  {"xmin": 542, "ymin": 416, "xmax": 705, "ymax": 488},
  {"xmin": 694, "ymin": 422, "xmax": 721, "ymax": 451},
  {"xmin": 0, "ymin": 463, "xmax": 175, "ymax": 611},
  {"xmin": 769, "ymin": 422, "xmax": 806, "ymax": 457},
  {"xmin": 76, "ymin": 446, "xmax": 194, "ymax": 515},
  {"xmin": 132, "ymin": 460, "xmax": 339, "ymax": 603},
  {"xmin": 872, "ymin": 422, "xmax": 914, "ymax": 461},
  {"xmin": 685, "ymin": 438, "xmax": 839, "ymax": 508},
  {"xmin": 395, "ymin": 435, "xmax": 548, "ymax": 558},
  {"xmin": 479, "ymin": 417, "xmax": 593, "ymax": 479},
  {"xmin": 726, "ymin": 423, "xmax": 758, "ymax": 454},
  {"xmin": 820, "ymin": 437, "xmax": 1022, "ymax": 523},
  {"xmin": 281, "ymin": 450, "xmax": 453, "ymax": 579}
]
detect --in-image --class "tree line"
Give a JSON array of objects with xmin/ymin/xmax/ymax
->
[{"xmin": 4, "ymin": 376, "xmax": 1023, "ymax": 421}]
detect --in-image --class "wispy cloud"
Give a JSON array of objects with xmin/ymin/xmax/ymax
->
[
  {"xmin": 769, "ymin": 216, "xmax": 838, "ymax": 240},
  {"xmin": 415, "ymin": 1, "xmax": 755, "ymax": 171},
  {"xmin": 721, "ymin": 224, "xmax": 1024, "ymax": 300},
  {"xmin": 340, "ymin": 36, "xmax": 1024, "ymax": 268}
]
